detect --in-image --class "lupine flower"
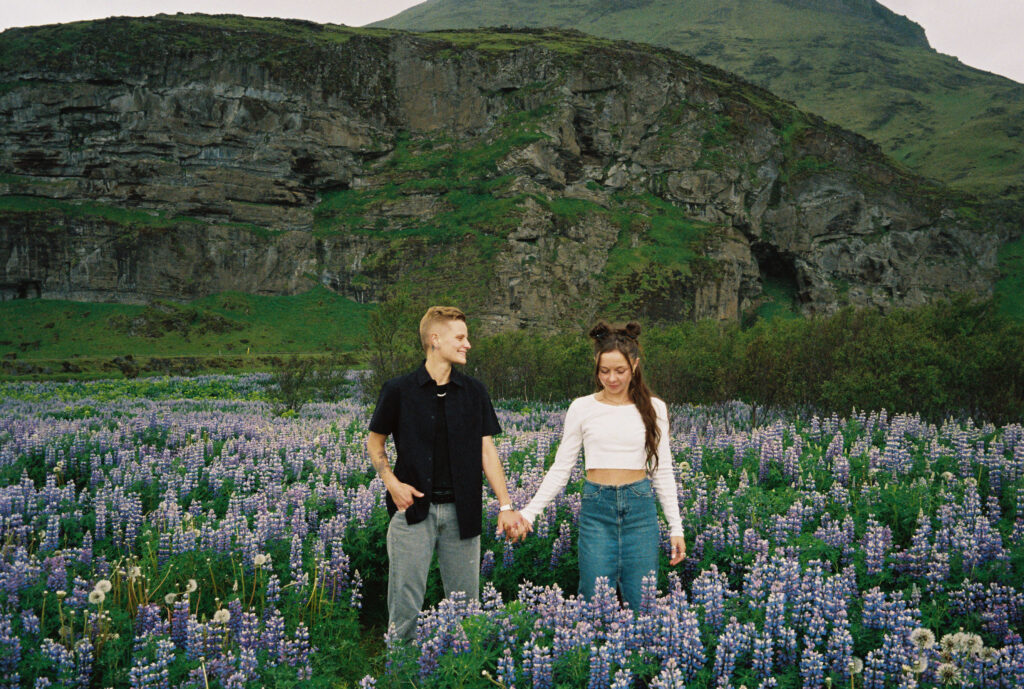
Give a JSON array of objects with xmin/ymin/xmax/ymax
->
[
  {"xmin": 497, "ymin": 647, "xmax": 516, "ymax": 688},
  {"xmin": 650, "ymin": 657, "xmax": 686, "ymax": 689}
]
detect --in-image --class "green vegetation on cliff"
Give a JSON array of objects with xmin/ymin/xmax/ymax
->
[{"xmin": 376, "ymin": 0, "xmax": 1024, "ymax": 199}]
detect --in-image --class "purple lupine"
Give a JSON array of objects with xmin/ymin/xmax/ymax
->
[
  {"xmin": 691, "ymin": 565, "xmax": 726, "ymax": 630},
  {"xmin": 40, "ymin": 639, "xmax": 75, "ymax": 687},
  {"xmin": 764, "ymin": 583, "xmax": 787, "ymax": 638},
  {"xmin": 44, "ymin": 554, "xmax": 67, "ymax": 592},
  {"xmin": 480, "ymin": 550, "xmax": 495, "ymax": 579},
  {"xmin": 290, "ymin": 622, "xmax": 313, "ymax": 680},
  {"xmin": 235, "ymin": 611, "xmax": 260, "ymax": 651},
  {"xmin": 829, "ymin": 432, "xmax": 850, "ymax": 486},
  {"xmin": 863, "ymin": 650, "xmax": 886, "ymax": 689},
  {"xmin": 350, "ymin": 569, "xmax": 364, "ymax": 610},
  {"xmin": 530, "ymin": 640, "xmax": 553, "ymax": 689},
  {"xmin": 752, "ymin": 631, "xmax": 773, "ymax": 678},
  {"xmin": 650, "ymin": 657, "xmax": 686, "ymax": 689},
  {"xmin": 778, "ymin": 626, "xmax": 799, "ymax": 665},
  {"xmin": 550, "ymin": 521, "xmax": 572, "ymax": 569},
  {"xmin": 19, "ymin": 609, "xmax": 40, "ymax": 637},
  {"xmin": 497, "ymin": 647, "xmax": 516, "ymax": 689},
  {"xmin": 170, "ymin": 595, "xmax": 190, "ymax": 648},
  {"xmin": 609, "ymin": 668, "xmax": 632, "ymax": 689},
  {"xmin": 261, "ymin": 606, "xmax": 285, "ymax": 654},
  {"xmin": 800, "ymin": 647, "xmax": 825, "ymax": 689},
  {"xmin": 711, "ymin": 618, "xmax": 748, "ymax": 686},
  {"xmin": 825, "ymin": 609, "xmax": 854, "ymax": 676},
  {"xmin": 40, "ymin": 515, "xmax": 60, "ymax": 552},
  {"xmin": 863, "ymin": 518, "xmax": 892, "ymax": 575},
  {"xmin": 587, "ymin": 643, "xmax": 612, "ymax": 689},
  {"xmin": 0, "ymin": 613, "xmax": 21, "ymax": 688},
  {"xmin": 266, "ymin": 573, "xmax": 281, "ymax": 604},
  {"xmin": 288, "ymin": 533, "xmax": 304, "ymax": 587}
]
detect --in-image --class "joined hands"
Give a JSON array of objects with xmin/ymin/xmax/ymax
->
[{"xmin": 497, "ymin": 510, "xmax": 532, "ymax": 543}]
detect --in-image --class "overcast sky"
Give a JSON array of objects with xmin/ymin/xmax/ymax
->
[{"xmin": 2, "ymin": 1, "xmax": 1022, "ymax": 84}]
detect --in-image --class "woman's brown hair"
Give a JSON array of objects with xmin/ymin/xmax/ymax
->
[{"xmin": 589, "ymin": 320, "xmax": 661, "ymax": 473}]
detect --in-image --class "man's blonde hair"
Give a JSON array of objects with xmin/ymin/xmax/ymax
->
[{"xmin": 419, "ymin": 306, "xmax": 466, "ymax": 352}]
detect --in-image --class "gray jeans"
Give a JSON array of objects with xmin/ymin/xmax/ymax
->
[{"xmin": 387, "ymin": 502, "xmax": 480, "ymax": 641}]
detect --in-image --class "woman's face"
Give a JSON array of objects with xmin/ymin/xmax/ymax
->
[{"xmin": 597, "ymin": 349, "xmax": 634, "ymax": 396}]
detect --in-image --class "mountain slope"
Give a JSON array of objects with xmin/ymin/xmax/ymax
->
[
  {"xmin": 375, "ymin": 0, "xmax": 1024, "ymax": 199},
  {"xmin": 0, "ymin": 15, "xmax": 1009, "ymax": 332}
]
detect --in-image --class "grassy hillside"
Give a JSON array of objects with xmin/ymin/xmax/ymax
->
[
  {"xmin": 376, "ymin": 0, "xmax": 1024, "ymax": 200},
  {"xmin": 0, "ymin": 287, "xmax": 372, "ymax": 369}
]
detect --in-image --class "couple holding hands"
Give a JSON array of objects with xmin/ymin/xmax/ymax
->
[{"xmin": 367, "ymin": 307, "xmax": 685, "ymax": 641}]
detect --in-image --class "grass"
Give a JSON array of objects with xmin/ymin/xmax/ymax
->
[
  {"xmin": 0, "ymin": 14, "xmax": 393, "ymax": 72},
  {"xmin": 996, "ymin": 237, "xmax": 1024, "ymax": 320},
  {"xmin": 0, "ymin": 196, "xmax": 192, "ymax": 229},
  {"xmin": 425, "ymin": 27, "xmax": 619, "ymax": 56},
  {"xmin": 0, "ymin": 286, "xmax": 373, "ymax": 364}
]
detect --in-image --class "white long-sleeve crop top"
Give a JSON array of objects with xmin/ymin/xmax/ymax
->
[{"xmin": 520, "ymin": 394, "xmax": 683, "ymax": 537}]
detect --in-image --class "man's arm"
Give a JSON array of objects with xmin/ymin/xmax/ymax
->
[
  {"xmin": 367, "ymin": 431, "xmax": 423, "ymax": 511},
  {"xmin": 481, "ymin": 436, "xmax": 530, "ymax": 541}
]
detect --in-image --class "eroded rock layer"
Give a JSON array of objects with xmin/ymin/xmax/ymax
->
[{"xmin": 0, "ymin": 16, "xmax": 1006, "ymax": 328}]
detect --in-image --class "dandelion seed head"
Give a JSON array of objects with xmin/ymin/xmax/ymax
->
[
  {"xmin": 909, "ymin": 627, "xmax": 936, "ymax": 650},
  {"xmin": 937, "ymin": 663, "xmax": 960, "ymax": 683}
]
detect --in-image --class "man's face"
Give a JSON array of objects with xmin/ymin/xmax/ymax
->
[{"xmin": 433, "ymin": 319, "xmax": 471, "ymax": 365}]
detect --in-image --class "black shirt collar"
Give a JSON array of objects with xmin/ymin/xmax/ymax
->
[{"xmin": 415, "ymin": 361, "xmax": 465, "ymax": 388}]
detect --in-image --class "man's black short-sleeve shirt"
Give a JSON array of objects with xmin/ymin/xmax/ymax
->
[{"xmin": 368, "ymin": 363, "xmax": 501, "ymax": 539}]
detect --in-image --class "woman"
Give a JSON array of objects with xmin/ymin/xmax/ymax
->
[{"xmin": 517, "ymin": 321, "xmax": 685, "ymax": 611}]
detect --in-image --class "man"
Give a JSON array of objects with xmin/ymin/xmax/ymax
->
[{"xmin": 366, "ymin": 306, "xmax": 527, "ymax": 641}]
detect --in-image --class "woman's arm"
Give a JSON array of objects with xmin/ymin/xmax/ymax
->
[
  {"xmin": 651, "ymin": 399, "xmax": 684, "ymax": 539},
  {"xmin": 519, "ymin": 399, "xmax": 585, "ymax": 525}
]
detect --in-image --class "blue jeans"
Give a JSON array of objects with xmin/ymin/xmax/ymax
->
[{"xmin": 578, "ymin": 478, "xmax": 659, "ymax": 611}]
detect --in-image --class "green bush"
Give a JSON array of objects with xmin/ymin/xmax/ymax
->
[
  {"xmin": 442, "ymin": 297, "xmax": 1024, "ymax": 423},
  {"xmin": 265, "ymin": 354, "xmax": 355, "ymax": 413}
]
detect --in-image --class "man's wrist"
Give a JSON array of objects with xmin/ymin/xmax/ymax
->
[{"xmin": 499, "ymin": 503, "xmax": 514, "ymax": 513}]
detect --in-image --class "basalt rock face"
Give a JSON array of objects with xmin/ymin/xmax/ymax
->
[{"xmin": 0, "ymin": 16, "xmax": 1008, "ymax": 329}]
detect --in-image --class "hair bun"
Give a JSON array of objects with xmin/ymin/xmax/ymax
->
[
  {"xmin": 589, "ymin": 322, "xmax": 612, "ymax": 341},
  {"xmin": 622, "ymin": 322, "xmax": 641, "ymax": 339}
]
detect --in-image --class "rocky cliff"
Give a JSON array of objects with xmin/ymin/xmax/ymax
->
[
  {"xmin": 376, "ymin": 0, "xmax": 1024, "ymax": 200},
  {"xmin": 0, "ymin": 15, "xmax": 1009, "ymax": 330}
]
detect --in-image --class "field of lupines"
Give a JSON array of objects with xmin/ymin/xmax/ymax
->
[{"xmin": 1, "ymin": 374, "xmax": 1023, "ymax": 688}]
